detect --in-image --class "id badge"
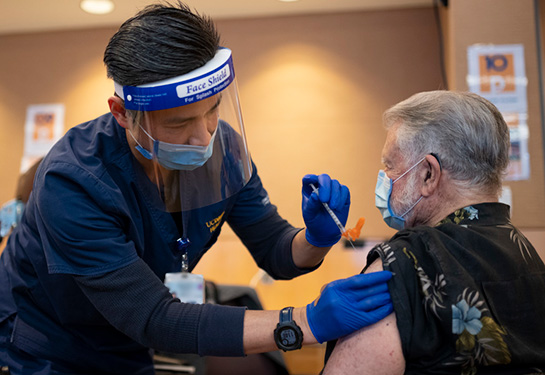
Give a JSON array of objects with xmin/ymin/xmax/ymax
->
[{"xmin": 164, "ymin": 272, "xmax": 205, "ymax": 304}]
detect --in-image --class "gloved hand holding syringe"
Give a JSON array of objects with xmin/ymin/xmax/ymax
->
[{"xmin": 309, "ymin": 183, "xmax": 365, "ymax": 250}]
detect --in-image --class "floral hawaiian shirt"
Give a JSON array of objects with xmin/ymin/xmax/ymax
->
[{"xmin": 326, "ymin": 203, "xmax": 545, "ymax": 374}]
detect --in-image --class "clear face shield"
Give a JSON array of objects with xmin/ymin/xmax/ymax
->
[{"xmin": 114, "ymin": 48, "xmax": 252, "ymax": 217}]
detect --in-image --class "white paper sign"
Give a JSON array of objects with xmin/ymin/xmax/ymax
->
[
  {"xmin": 467, "ymin": 44, "xmax": 530, "ymax": 181},
  {"xmin": 467, "ymin": 44, "xmax": 528, "ymax": 113},
  {"xmin": 22, "ymin": 104, "xmax": 65, "ymax": 172}
]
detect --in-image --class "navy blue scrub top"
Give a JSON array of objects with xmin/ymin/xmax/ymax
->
[{"xmin": 0, "ymin": 113, "xmax": 305, "ymax": 372}]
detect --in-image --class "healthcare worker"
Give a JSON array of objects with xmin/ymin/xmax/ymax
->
[{"xmin": 0, "ymin": 3, "xmax": 393, "ymax": 374}]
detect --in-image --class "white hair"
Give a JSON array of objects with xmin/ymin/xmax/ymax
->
[{"xmin": 383, "ymin": 91, "xmax": 510, "ymax": 195}]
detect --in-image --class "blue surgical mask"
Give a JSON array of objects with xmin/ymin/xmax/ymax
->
[
  {"xmin": 129, "ymin": 126, "xmax": 217, "ymax": 171},
  {"xmin": 375, "ymin": 157, "xmax": 425, "ymax": 230}
]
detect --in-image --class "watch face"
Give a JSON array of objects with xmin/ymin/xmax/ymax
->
[
  {"xmin": 279, "ymin": 327, "xmax": 297, "ymax": 346},
  {"xmin": 274, "ymin": 308, "xmax": 303, "ymax": 351}
]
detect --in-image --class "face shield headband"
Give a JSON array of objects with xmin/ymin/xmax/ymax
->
[{"xmin": 114, "ymin": 48, "xmax": 235, "ymax": 112}]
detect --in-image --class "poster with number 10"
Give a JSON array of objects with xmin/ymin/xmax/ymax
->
[{"xmin": 467, "ymin": 44, "xmax": 529, "ymax": 181}]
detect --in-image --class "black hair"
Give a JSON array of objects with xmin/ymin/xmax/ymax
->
[{"xmin": 104, "ymin": 1, "xmax": 220, "ymax": 86}]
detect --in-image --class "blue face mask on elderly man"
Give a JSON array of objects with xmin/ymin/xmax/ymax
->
[{"xmin": 375, "ymin": 157, "xmax": 426, "ymax": 230}]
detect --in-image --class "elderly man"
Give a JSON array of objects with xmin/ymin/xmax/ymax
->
[{"xmin": 322, "ymin": 91, "xmax": 545, "ymax": 374}]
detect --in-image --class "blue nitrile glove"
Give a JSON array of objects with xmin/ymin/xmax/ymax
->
[
  {"xmin": 306, "ymin": 271, "xmax": 394, "ymax": 343},
  {"xmin": 302, "ymin": 174, "xmax": 350, "ymax": 247}
]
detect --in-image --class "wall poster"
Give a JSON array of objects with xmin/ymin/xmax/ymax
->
[
  {"xmin": 22, "ymin": 103, "xmax": 65, "ymax": 173},
  {"xmin": 467, "ymin": 44, "xmax": 530, "ymax": 181}
]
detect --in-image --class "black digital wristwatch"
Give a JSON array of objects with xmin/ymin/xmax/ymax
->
[{"xmin": 273, "ymin": 306, "xmax": 304, "ymax": 351}]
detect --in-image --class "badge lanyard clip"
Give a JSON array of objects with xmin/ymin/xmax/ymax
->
[{"xmin": 178, "ymin": 237, "xmax": 191, "ymax": 272}]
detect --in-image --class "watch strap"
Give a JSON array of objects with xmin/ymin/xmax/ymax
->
[{"xmin": 279, "ymin": 306, "xmax": 294, "ymax": 323}]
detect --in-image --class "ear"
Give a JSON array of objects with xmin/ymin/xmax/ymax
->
[
  {"xmin": 108, "ymin": 96, "xmax": 130, "ymax": 129},
  {"xmin": 420, "ymin": 154, "xmax": 442, "ymax": 197}
]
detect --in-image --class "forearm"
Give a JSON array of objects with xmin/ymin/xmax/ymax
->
[
  {"xmin": 75, "ymin": 259, "xmax": 246, "ymax": 356},
  {"xmin": 291, "ymin": 230, "xmax": 332, "ymax": 269},
  {"xmin": 243, "ymin": 307, "xmax": 317, "ymax": 354}
]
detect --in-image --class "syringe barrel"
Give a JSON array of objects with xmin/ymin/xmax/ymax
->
[{"xmin": 309, "ymin": 183, "xmax": 346, "ymax": 233}]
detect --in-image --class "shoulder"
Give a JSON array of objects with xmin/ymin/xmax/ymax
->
[
  {"xmin": 323, "ymin": 310, "xmax": 405, "ymax": 375},
  {"xmin": 324, "ymin": 256, "xmax": 405, "ymax": 374},
  {"xmin": 227, "ymin": 160, "xmax": 277, "ymax": 223},
  {"xmin": 368, "ymin": 226, "xmax": 437, "ymax": 267},
  {"xmin": 45, "ymin": 113, "xmax": 130, "ymax": 174},
  {"xmin": 367, "ymin": 226, "xmax": 454, "ymax": 302},
  {"xmin": 38, "ymin": 113, "xmax": 131, "ymax": 182},
  {"xmin": 33, "ymin": 113, "xmax": 135, "ymax": 213}
]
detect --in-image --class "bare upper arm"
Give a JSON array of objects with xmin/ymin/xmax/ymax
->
[{"xmin": 322, "ymin": 259, "xmax": 405, "ymax": 375}]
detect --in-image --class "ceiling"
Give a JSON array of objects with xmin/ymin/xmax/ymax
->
[{"xmin": 0, "ymin": 0, "xmax": 432, "ymax": 35}]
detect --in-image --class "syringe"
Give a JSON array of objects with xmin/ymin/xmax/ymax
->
[{"xmin": 309, "ymin": 183, "xmax": 356, "ymax": 250}]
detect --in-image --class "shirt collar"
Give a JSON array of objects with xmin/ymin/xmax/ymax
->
[{"xmin": 437, "ymin": 202, "xmax": 511, "ymax": 227}]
